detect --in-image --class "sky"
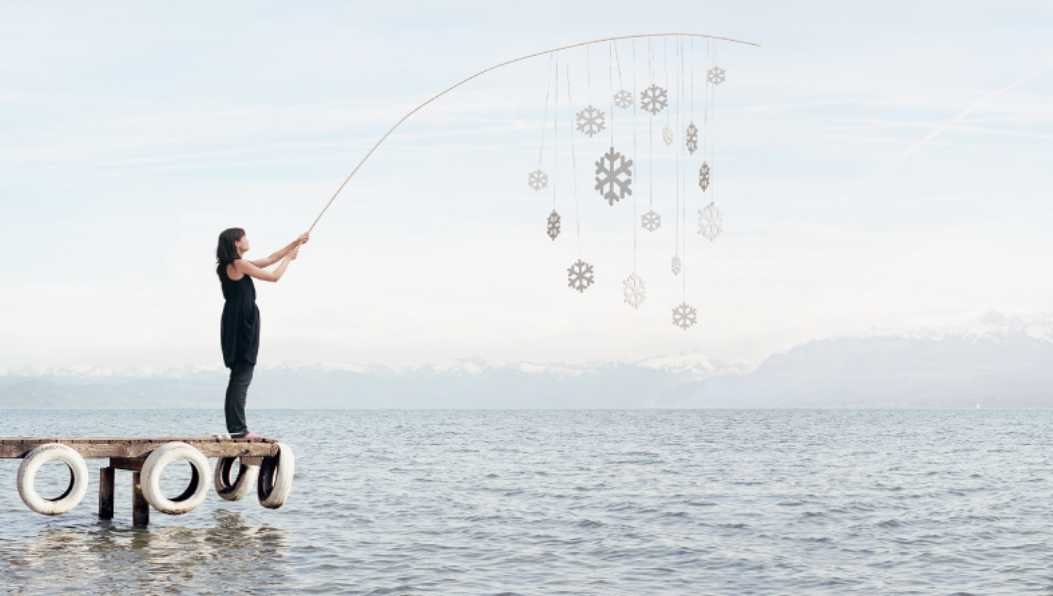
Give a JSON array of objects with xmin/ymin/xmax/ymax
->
[{"xmin": 1, "ymin": 1, "xmax": 1052, "ymax": 372}]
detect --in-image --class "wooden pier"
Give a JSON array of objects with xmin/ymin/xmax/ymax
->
[{"xmin": 2, "ymin": 437, "xmax": 289, "ymax": 526}]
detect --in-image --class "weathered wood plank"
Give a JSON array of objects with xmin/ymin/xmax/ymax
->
[
  {"xmin": 132, "ymin": 472, "xmax": 149, "ymax": 527},
  {"xmin": 99, "ymin": 467, "xmax": 114, "ymax": 520},
  {"xmin": 0, "ymin": 437, "xmax": 278, "ymax": 459},
  {"xmin": 109, "ymin": 457, "xmax": 145, "ymax": 471}
]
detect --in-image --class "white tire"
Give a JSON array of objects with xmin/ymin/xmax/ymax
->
[
  {"xmin": 17, "ymin": 444, "xmax": 89, "ymax": 515},
  {"xmin": 214, "ymin": 457, "xmax": 260, "ymax": 501},
  {"xmin": 257, "ymin": 443, "xmax": 294, "ymax": 509},
  {"xmin": 141, "ymin": 442, "xmax": 211, "ymax": 515}
]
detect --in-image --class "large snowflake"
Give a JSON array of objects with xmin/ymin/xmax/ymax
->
[
  {"xmin": 642, "ymin": 210, "xmax": 661, "ymax": 232},
  {"xmin": 547, "ymin": 210, "xmax": 561, "ymax": 241},
  {"xmin": 623, "ymin": 271, "xmax": 645, "ymax": 309},
  {"xmin": 698, "ymin": 162, "xmax": 710, "ymax": 192},
  {"xmin": 671, "ymin": 254, "xmax": 681, "ymax": 276},
  {"xmin": 672, "ymin": 303, "xmax": 697, "ymax": 330},
  {"xmin": 527, "ymin": 169, "xmax": 548, "ymax": 191},
  {"xmin": 662, "ymin": 126, "xmax": 673, "ymax": 146},
  {"xmin": 576, "ymin": 105, "xmax": 606, "ymax": 138},
  {"xmin": 613, "ymin": 89, "xmax": 633, "ymax": 109},
  {"xmin": 686, "ymin": 122, "xmax": 698, "ymax": 154},
  {"xmin": 698, "ymin": 201, "xmax": 722, "ymax": 241},
  {"xmin": 707, "ymin": 66, "xmax": 726, "ymax": 86},
  {"xmin": 640, "ymin": 84, "xmax": 668, "ymax": 115},
  {"xmin": 567, "ymin": 259, "xmax": 595, "ymax": 293},
  {"xmin": 594, "ymin": 147, "xmax": 634, "ymax": 206}
]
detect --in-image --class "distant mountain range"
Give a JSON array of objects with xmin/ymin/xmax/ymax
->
[{"xmin": 2, "ymin": 312, "xmax": 1052, "ymax": 408}]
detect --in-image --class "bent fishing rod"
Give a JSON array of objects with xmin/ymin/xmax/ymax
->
[{"xmin": 303, "ymin": 32, "xmax": 760, "ymax": 238}]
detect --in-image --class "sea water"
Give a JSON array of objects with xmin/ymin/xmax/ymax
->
[{"xmin": 2, "ymin": 409, "xmax": 1053, "ymax": 595}]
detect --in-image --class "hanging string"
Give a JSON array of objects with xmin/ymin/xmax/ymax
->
[
  {"xmin": 632, "ymin": 39, "xmax": 638, "ymax": 270},
  {"xmin": 566, "ymin": 54, "xmax": 581, "ymax": 258},
  {"xmin": 586, "ymin": 44, "xmax": 592, "ymax": 105},
  {"xmin": 673, "ymin": 37, "xmax": 682, "ymax": 260},
  {"xmin": 648, "ymin": 37, "xmax": 653, "ymax": 210},
  {"xmin": 703, "ymin": 39, "xmax": 710, "ymax": 184},
  {"xmin": 682, "ymin": 38, "xmax": 688, "ymax": 298},
  {"xmin": 675, "ymin": 37, "xmax": 680, "ymax": 259},
  {"xmin": 664, "ymin": 36, "xmax": 670, "ymax": 130},
  {"xmin": 614, "ymin": 40, "xmax": 624, "ymax": 87},
  {"xmin": 553, "ymin": 53, "xmax": 558, "ymax": 209},
  {"xmin": 539, "ymin": 53, "xmax": 553, "ymax": 169},
  {"xmin": 711, "ymin": 41, "xmax": 717, "ymax": 204},
  {"xmin": 609, "ymin": 41, "xmax": 615, "ymax": 146}
]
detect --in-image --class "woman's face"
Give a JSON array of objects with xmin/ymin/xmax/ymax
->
[{"xmin": 235, "ymin": 235, "xmax": 250, "ymax": 254}]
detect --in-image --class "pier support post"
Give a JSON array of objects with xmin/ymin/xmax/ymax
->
[
  {"xmin": 99, "ymin": 467, "xmax": 114, "ymax": 519},
  {"xmin": 132, "ymin": 471, "xmax": 149, "ymax": 527}
]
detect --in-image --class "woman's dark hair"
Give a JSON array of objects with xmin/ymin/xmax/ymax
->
[{"xmin": 216, "ymin": 227, "xmax": 246, "ymax": 280}]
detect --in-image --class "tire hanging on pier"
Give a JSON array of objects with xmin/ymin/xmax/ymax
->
[
  {"xmin": 214, "ymin": 456, "xmax": 260, "ymax": 501},
  {"xmin": 258, "ymin": 442, "xmax": 295, "ymax": 509},
  {"xmin": 141, "ymin": 442, "xmax": 211, "ymax": 515},
  {"xmin": 17, "ymin": 443, "xmax": 89, "ymax": 515}
]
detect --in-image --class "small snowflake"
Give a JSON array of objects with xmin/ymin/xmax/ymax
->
[
  {"xmin": 576, "ymin": 105, "xmax": 606, "ymax": 138},
  {"xmin": 527, "ymin": 169, "xmax": 548, "ymax": 191},
  {"xmin": 594, "ymin": 146, "xmax": 634, "ymax": 206},
  {"xmin": 686, "ymin": 122, "xmax": 698, "ymax": 154},
  {"xmin": 641, "ymin": 210, "xmax": 661, "ymax": 232},
  {"xmin": 707, "ymin": 66, "xmax": 726, "ymax": 86},
  {"xmin": 662, "ymin": 126, "xmax": 673, "ymax": 146},
  {"xmin": 698, "ymin": 201, "xmax": 722, "ymax": 242},
  {"xmin": 547, "ymin": 210, "xmax": 561, "ymax": 241},
  {"xmin": 640, "ymin": 84, "xmax": 668, "ymax": 115},
  {"xmin": 699, "ymin": 162, "xmax": 710, "ymax": 192},
  {"xmin": 672, "ymin": 303, "xmax": 698, "ymax": 330},
  {"xmin": 613, "ymin": 89, "xmax": 633, "ymax": 109},
  {"xmin": 671, "ymin": 254, "xmax": 681, "ymax": 276},
  {"xmin": 567, "ymin": 259, "xmax": 595, "ymax": 293},
  {"xmin": 623, "ymin": 271, "xmax": 645, "ymax": 309}
]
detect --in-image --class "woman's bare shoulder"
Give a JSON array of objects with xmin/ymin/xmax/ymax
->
[{"xmin": 227, "ymin": 261, "xmax": 245, "ymax": 280}]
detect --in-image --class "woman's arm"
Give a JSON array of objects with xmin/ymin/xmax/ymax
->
[
  {"xmin": 235, "ymin": 246, "xmax": 299, "ymax": 282},
  {"xmin": 250, "ymin": 233, "xmax": 310, "ymax": 268}
]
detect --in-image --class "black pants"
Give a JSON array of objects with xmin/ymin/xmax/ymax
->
[{"xmin": 225, "ymin": 361, "xmax": 254, "ymax": 438}]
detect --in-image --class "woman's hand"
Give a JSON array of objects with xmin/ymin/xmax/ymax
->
[
  {"xmin": 288, "ymin": 246, "xmax": 300, "ymax": 260},
  {"xmin": 298, "ymin": 232, "xmax": 310, "ymax": 245}
]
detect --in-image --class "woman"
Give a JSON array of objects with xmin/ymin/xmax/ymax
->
[{"xmin": 215, "ymin": 228, "xmax": 309, "ymax": 439}]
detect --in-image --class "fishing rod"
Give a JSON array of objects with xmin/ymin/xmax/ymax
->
[{"xmin": 304, "ymin": 32, "xmax": 760, "ymax": 237}]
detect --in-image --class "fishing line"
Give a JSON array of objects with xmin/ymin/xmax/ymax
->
[
  {"xmin": 538, "ymin": 53, "xmax": 553, "ymax": 169},
  {"xmin": 566, "ymin": 54, "xmax": 582, "ymax": 258},
  {"xmin": 632, "ymin": 40, "xmax": 638, "ymax": 270},
  {"xmin": 553, "ymin": 53, "xmax": 559, "ymax": 209}
]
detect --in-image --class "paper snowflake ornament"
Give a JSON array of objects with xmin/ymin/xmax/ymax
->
[
  {"xmin": 527, "ymin": 169, "xmax": 548, "ymax": 191},
  {"xmin": 698, "ymin": 201, "xmax": 722, "ymax": 241},
  {"xmin": 640, "ymin": 84, "xmax": 668, "ymax": 115},
  {"xmin": 576, "ymin": 105, "xmax": 606, "ymax": 138},
  {"xmin": 662, "ymin": 126, "xmax": 673, "ymax": 146},
  {"xmin": 707, "ymin": 66, "xmax": 726, "ymax": 86},
  {"xmin": 672, "ymin": 303, "xmax": 697, "ymax": 330},
  {"xmin": 623, "ymin": 272, "xmax": 645, "ymax": 309},
  {"xmin": 686, "ymin": 122, "xmax": 698, "ymax": 154},
  {"xmin": 641, "ymin": 210, "xmax": 661, "ymax": 232},
  {"xmin": 547, "ymin": 210, "xmax": 561, "ymax": 241},
  {"xmin": 567, "ymin": 259, "xmax": 595, "ymax": 293},
  {"xmin": 594, "ymin": 147, "xmax": 634, "ymax": 206},
  {"xmin": 613, "ymin": 89, "xmax": 633, "ymax": 109},
  {"xmin": 698, "ymin": 162, "xmax": 710, "ymax": 192},
  {"xmin": 671, "ymin": 254, "xmax": 681, "ymax": 275}
]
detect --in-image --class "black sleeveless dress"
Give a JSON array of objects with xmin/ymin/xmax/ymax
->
[{"xmin": 220, "ymin": 262, "xmax": 261, "ymax": 367}]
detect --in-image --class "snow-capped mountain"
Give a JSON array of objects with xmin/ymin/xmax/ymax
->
[
  {"xmin": 677, "ymin": 311, "xmax": 1053, "ymax": 409},
  {"xmin": 4, "ymin": 311, "xmax": 1053, "ymax": 408}
]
